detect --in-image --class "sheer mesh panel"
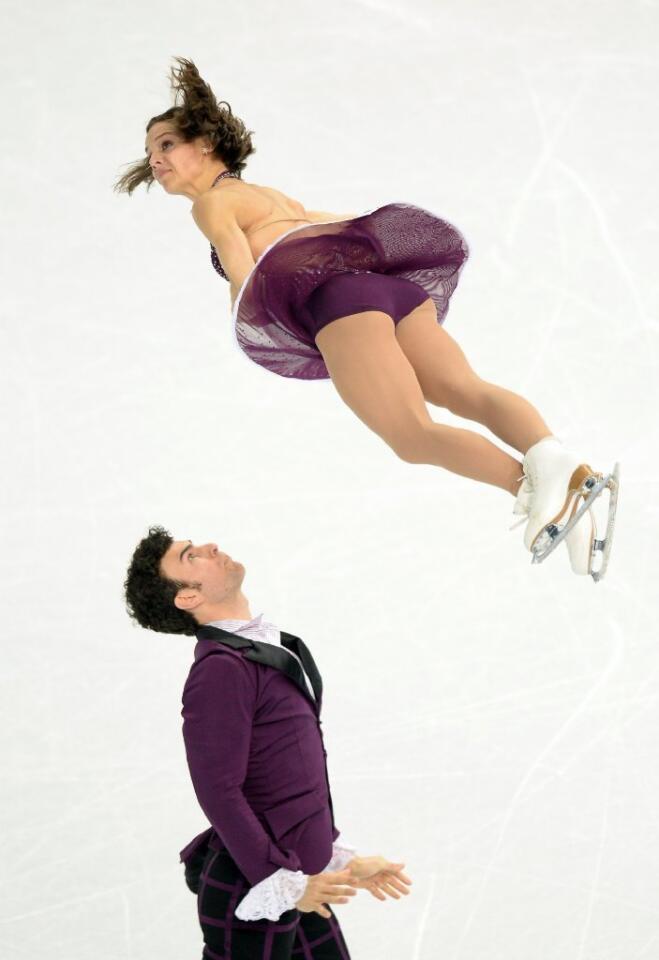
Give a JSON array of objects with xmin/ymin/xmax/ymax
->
[{"xmin": 226, "ymin": 203, "xmax": 469, "ymax": 380}]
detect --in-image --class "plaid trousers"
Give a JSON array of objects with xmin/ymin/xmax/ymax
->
[{"xmin": 197, "ymin": 846, "xmax": 352, "ymax": 960}]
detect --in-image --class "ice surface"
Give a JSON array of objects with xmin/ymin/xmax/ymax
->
[{"xmin": 1, "ymin": 1, "xmax": 658, "ymax": 957}]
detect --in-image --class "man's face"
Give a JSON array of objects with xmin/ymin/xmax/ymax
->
[{"xmin": 160, "ymin": 539, "xmax": 245, "ymax": 609}]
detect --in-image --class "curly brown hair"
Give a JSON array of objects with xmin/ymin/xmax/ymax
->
[
  {"xmin": 124, "ymin": 525, "xmax": 198, "ymax": 635},
  {"xmin": 114, "ymin": 57, "xmax": 256, "ymax": 195}
]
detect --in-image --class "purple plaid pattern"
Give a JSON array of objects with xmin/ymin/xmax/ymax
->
[{"xmin": 198, "ymin": 847, "xmax": 351, "ymax": 960}]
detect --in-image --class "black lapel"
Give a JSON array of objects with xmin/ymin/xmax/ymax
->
[
  {"xmin": 196, "ymin": 624, "xmax": 319, "ymax": 711},
  {"xmin": 280, "ymin": 631, "xmax": 323, "ymax": 706}
]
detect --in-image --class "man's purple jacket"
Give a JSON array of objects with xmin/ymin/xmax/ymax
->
[{"xmin": 178, "ymin": 624, "xmax": 341, "ymax": 887}]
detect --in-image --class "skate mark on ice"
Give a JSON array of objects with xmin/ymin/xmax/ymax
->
[{"xmin": 450, "ymin": 620, "xmax": 625, "ymax": 960}]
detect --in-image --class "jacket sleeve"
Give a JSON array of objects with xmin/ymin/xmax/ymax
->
[
  {"xmin": 322, "ymin": 837, "xmax": 357, "ymax": 872},
  {"xmin": 181, "ymin": 652, "xmax": 303, "ymax": 886}
]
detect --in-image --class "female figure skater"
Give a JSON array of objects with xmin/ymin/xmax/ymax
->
[{"xmin": 116, "ymin": 58, "xmax": 617, "ymax": 578}]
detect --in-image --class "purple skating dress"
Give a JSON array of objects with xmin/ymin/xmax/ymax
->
[{"xmin": 209, "ymin": 172, "xmax": 469, "ymax": 380}]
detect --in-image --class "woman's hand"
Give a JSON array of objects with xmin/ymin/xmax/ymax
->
[
  {"xmin": 347, "ymin": 855, "xmax": 412, "ymax": 901},
  {"xmin": 295, "ymin": 868, "xmax": 357, "ymax": 919}
]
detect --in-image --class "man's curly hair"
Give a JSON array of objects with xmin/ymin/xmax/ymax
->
[
  {"xmin": 114, "ymin": 56, "xmax": 256, "ymax": 195},
  {"xmin": 124, "ymin": 525, "xmax": 198, "ymax": 635}
]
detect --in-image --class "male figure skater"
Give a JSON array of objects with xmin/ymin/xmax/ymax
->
[{"xmin": 124, "ymin": 526, "xmax": 411, "ymax": 959}]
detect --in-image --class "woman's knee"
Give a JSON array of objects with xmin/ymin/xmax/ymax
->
[
  {"xmin": 427, "ymin": 373, "xmax": 488, "ymax": 416},
  {"xmin": 387, "ymin": 422, "xmax": 436, "ymax": 463}
]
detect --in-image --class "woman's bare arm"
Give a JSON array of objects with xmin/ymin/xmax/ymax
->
[
  {"xmin": 191, "ymin": 191, "xmax": 257, "ymax": 303},
  {"xmin": 191, "ymin": 195, "xmax": 358, "ymax": 302}
]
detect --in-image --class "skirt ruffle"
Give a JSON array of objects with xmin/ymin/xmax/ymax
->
[{"xmin": 231, "ymin": 202, "xmax": 469, "ymax": 380}]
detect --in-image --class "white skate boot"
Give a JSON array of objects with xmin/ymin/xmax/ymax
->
[
  {"xmin": 512, "ymin": 437, "xmax": 620, "ymax": 581},
  {"xmin": 513, "ymin": 465, "xmax": 596, "ymax": 575}
]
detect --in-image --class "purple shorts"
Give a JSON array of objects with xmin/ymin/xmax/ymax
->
[{"xmin": 302, "ymin": 271, "xmax": 431, "ymax": 340}]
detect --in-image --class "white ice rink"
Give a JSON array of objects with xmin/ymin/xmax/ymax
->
[{"xmin": 2, "ymin": 1, "xmax": 658, "ymax": 957}]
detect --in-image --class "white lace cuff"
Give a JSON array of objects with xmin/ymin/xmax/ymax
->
[
  {"xmin": 322, "ymin": 837, "xmax": 358, "ymax": 872},
  {"xmin": 234, "ymin": 839, "xmax": 358, "ymax": 922},
  {"xmin": 234, "ymin": 868, "xmax": 307, "ymax": 921}
]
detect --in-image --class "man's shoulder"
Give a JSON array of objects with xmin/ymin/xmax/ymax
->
[{"xmin": 183, "ymin": 639, "xmax": 256, "ymax": 694}]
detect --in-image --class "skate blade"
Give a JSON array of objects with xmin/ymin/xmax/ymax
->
[
  {"xmin": 531, "ymin": 463, "xmax": 620, "ymax": 581},
  {"xmin": 591, "ymin": 462, "xmax": 620, "ymax": 582}
]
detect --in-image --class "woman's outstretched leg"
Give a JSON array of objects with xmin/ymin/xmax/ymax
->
[
  {"xmin": 390, "ymin": 303, "xmax": 619, "ymax": 575},
  {"xmin": 394, "ymin": 299, "xmax": 552, "ymax": 454},
  {"xmin": 314, "ymin": 310, "xmax": 523, "ymax": 494}
]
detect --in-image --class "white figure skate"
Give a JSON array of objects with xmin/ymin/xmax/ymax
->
[{"xmin": 512, "ymin": 438, "xmax": 619, "ymax": 581}]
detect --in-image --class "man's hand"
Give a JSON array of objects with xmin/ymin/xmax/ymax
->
[
  {"xmin": 295, "ymin": 868, "xmax": 357, "ymax": 919},
  {"xmin": 347, "ymin": 855, "xmax": 412, "ymax": 901}
]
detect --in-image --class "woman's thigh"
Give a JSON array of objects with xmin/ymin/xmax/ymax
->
[
  {"xmin": 395, "ymin": 304, "xmax": 482, "ymax": 408},
  {"xmin": 314, "ymin": 310, "xmax": 433, "ymax": 456}
]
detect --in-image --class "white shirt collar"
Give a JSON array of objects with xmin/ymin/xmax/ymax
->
[
  {"xmin": 205, "ymin": 614, "xmax": 315, "ymax": 700},
  {"xmin": 206, "ymin": 613, "xmax": 280, "ymax": 647}
]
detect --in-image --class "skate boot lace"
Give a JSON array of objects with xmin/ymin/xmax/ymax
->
[{"xmin": 510, "ymin": 473, "xmax": 533, "ymax": 531}]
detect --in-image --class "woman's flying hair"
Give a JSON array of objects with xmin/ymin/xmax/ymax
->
[{"xmin": 114, "ymin": 57, "xmax": 255, "ymax": 195}]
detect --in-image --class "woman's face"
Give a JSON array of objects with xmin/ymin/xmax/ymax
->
[{"xmin": 144, "ymin": 121, "xmax": 207, "ymax": 195}]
